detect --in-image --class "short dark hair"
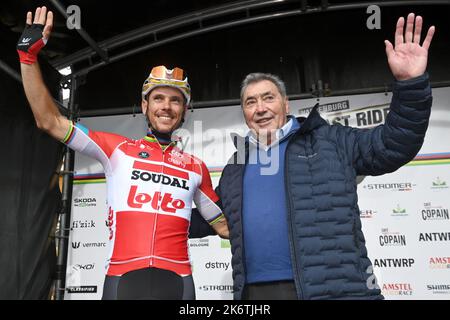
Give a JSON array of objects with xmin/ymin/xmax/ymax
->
[{"xmin": 240, "ymin": 73, "xmax": 287, "ymax": 105}]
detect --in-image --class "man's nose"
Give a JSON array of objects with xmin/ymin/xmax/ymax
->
[
  {"xmin": 161, "ymin": 98, "xmax": 171, "ymax": 110},
  {"xmin": 255, "ymin": 98, "xmax": 266, "ymax": 113}
]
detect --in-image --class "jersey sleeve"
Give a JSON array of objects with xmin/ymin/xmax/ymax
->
[
  {"xmin": 193, "ymin": 159, "xmax": 224, "ymax": 225},
  {"xmin": 61, "ymin": 121, "xmax": 127, "ymax": 174}
]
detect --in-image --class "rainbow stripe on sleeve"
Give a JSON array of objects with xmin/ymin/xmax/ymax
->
[{"xmin": 61, "ymin": 121, "xmax": 75, "ymax": 144}]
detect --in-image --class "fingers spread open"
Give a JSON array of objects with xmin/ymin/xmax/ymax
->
[
  {"xmin": 422, "ymin": 26, "xmax": 436, "ymax": 50},
  {"xmin": 395, "ymin": 17, "xmax": 405, "ymax": 47},
  {"xmin": 38, "ymin": 6, "xmax": 47, "ymax": 25},
  {"xmin": 405, "ymin": 13, "xmax": 415, "ymax": 43},
  {"xmin": 26, "ymin": 11, "xmax": 32, "ymax": 25},
  {"xmin": 413, "ymin": 16, "xmax": 423, "ymax": 44},
  {"xmin": 384, "ymin": 40, "xmax": 394, "ymax": 58},
  {"xmin": 33, "ymin": 7, "xmax": 41, "ymax": 24},
  {"xmin": 43, "ymin": 11, "xmax": 54, "ymax": 39}
]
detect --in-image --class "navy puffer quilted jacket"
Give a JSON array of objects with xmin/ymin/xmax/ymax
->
[{"xmin": 216, "ymin": 73, "xmax": 432, "ymax": 300}]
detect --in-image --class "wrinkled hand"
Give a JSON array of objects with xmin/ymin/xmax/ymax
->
[
  {"xmin": 385, "ymin": 13, "xmax": 435, "ymax": 81},
  {"xmin": 17, "ymin": 6, "xmax": 53, "ymax": 64}
]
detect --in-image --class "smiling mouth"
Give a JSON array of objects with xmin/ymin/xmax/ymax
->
[
  {"xmin": 157, "ymin": 115, "xmax": 173, "ymax": 121},
  {"xmin": 256, "ymin": 118, "xmax": 272, "ymax": 125}
]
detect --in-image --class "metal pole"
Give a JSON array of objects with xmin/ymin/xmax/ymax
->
[
  {"xmin": 52, "ymin": 0, "xmax": 450, "ymax": 71},
  {"xmin": 49, "ymin": 0, "xmax": 108, "ymax": 63},
  {"xmin": 54, "ymin": 75, "xmax": 77, "ymax": 300},
  {"xmin": 0, "ymin": 59, "xmax": 22, "ymax": 83}
]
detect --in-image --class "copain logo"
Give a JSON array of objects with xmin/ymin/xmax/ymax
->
[{"xmin": 127, "ymin": 185, "xmax": 185, "ymax": 212}]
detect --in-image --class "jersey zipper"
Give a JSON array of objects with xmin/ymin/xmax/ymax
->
[{"xmin": 150, "ymin": 140, "xmax": 177, "ymax": 267}]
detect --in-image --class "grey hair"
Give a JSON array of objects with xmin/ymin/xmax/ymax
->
[{"xmin": 240, "ymin": 72, "xmax": 287, "ymax": 104}]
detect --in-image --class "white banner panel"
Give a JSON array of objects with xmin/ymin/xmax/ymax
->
[{"xmin": 65, "ymin": 87, "xmax": 450, "ymax": 300}]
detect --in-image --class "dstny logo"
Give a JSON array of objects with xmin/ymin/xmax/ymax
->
[
  {"xmin": 421, "ymin": 203, "xmax": 449, "ymax": 221},
  {"xmin": 66, "ymin": 286, "xmax": 97, "ymax": 294},
  {"xmin": 363, "ymin": 182, "xmax": 414, "ymax": 192},
  {"xmin": 427, "ymin": 284, "xmax": 450, "ymax": 294},
  {"xmin": 419, "ymin": 232, "xmax": 450, "ymax": 242},
  {"xmin": 74, "ymin": 198, "xmax": 97, "ymax": 207},
  {"xmin": 72, "ymin": 241, "xmax": 106, "ymax": 249},
  {"xmin": 205, "ymin": 261, "xmax": 230, "ymax": 271},
  {"xmin": 382, "ymin": 283, "xmax": 413, "ymax": 296},
  {"xmin": 198, "ymin": 285, "xmax": 233, "ymax": 292},
  {"xmin": 374, "ymin": 258, "xmax": 415, "ymax": 268},
  {"xmin": 429, "ymin": 257, "xmax": 450, "ymax": 269},
  {"xmin": 379, "ymin": 228, "xmax": 406, "ymax": 246}
]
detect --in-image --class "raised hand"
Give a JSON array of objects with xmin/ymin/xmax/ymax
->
[
  {"xmin": 385, "ymin": 13, "xmax": 435, "ymax": 81},
  {"xmin": 17, "ymin": 6, "xmax": 53, "ymax": 64}
]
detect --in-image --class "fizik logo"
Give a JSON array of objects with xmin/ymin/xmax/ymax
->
[{"xmin": 21, "ymin": 37, "xmax": 31, "ymax": 43}]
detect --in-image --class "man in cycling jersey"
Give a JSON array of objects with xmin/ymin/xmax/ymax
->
[{"xmin": 17, "ymin": 6, "xmax": 229, "ymax": 300}]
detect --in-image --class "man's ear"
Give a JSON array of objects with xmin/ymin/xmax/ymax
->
[
  {"xmin": 141, "ymin": 98, "xmax": 148, "ymax": 115},
  {"xmin": 285, "ymin": 97, "xmax": 290, "ymax": 114}
]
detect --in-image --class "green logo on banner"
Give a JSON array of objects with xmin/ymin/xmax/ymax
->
[
  {"xmin": 432, "ymin": 177, "xmax": 448, "ymax": 188},
  {"xmin": 221, "ymin": 239, "xmax": 231, "ymax": 248},
  {"xmin": 392, "ymin": 204, "xmax": 406, "ymax": 214}
]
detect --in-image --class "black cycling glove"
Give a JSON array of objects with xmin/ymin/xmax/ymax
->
[{"xmin": 17, "ymin": 23, "xmax": 47, "ymax": 64}]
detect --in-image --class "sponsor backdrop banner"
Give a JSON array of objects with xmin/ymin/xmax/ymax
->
[{"xmin": 65, "ymin": 87, "xmax": 450, "ymax": 300}]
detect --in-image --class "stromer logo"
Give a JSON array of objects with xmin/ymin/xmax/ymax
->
[
  {"xmin": 363, "ymin": 182, "xmax": 414, "ymax": 192},
  {"xmin": 198, "ymin": 285, "xmax": 233, "ymax": 292},
  {"xmin": 360, "ymin": 209, "xmax": 377, "ymax": 219}
]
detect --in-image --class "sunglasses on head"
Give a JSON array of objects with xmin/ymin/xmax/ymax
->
[{"xmin": 150, "ymin": 66, "xmax": 186, "ymax": 81}]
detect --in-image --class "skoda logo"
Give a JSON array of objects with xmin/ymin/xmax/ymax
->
[{"xmin": 139, "ymin": 151, "xmax": 150, "ymax": 159}]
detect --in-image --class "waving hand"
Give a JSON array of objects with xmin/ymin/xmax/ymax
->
[{"xmin": 385, "ymin": 13, "xmax": 435, "ymax": 81}]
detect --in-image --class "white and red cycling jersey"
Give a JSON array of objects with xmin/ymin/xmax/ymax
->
[{"xmin": 63, "ymin": 122, "xmax": 223, "ymax": 276}]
